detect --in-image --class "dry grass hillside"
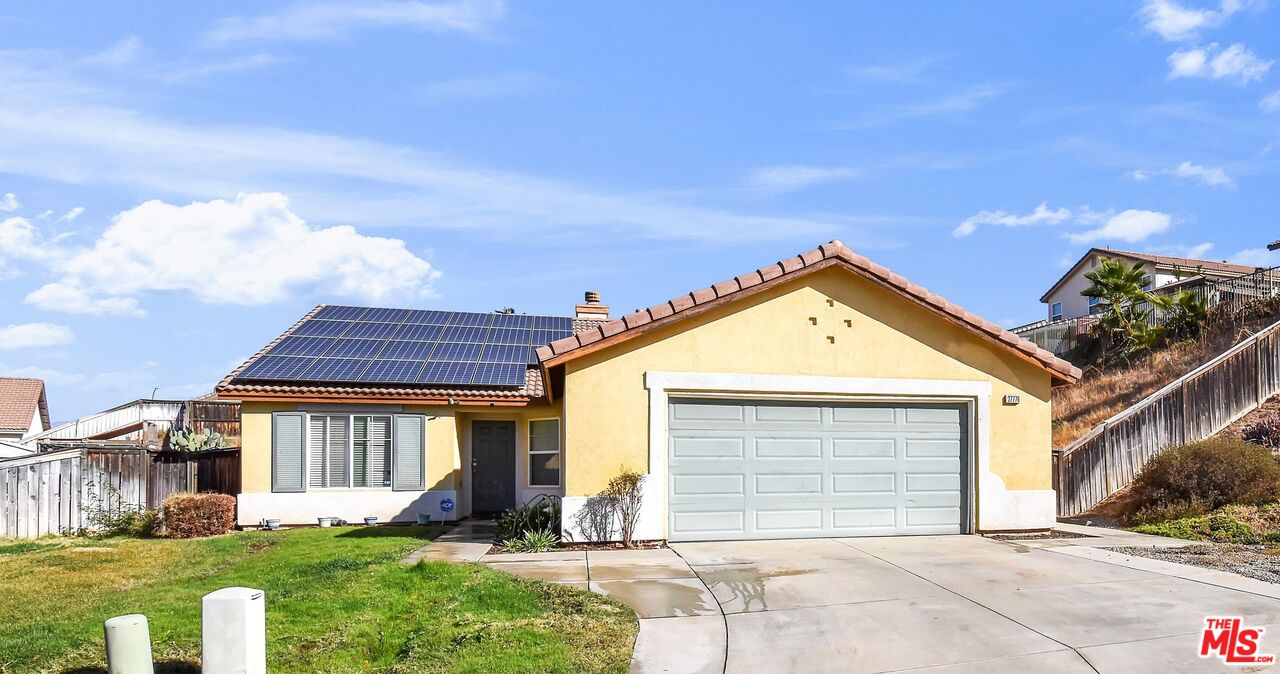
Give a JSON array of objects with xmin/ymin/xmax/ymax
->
[{"xmin": 1052, "ymin": 309, "xmax": 1280, "ymax": 449}]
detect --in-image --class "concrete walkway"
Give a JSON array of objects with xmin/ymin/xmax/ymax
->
[{"xmin": 473, "ymin": 526, "xmax": 1280, "ymax": 673}]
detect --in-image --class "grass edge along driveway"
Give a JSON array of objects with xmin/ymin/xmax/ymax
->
[{"xmin": 0, "ymin": 526, "xmax": 637, "ymax": 673}]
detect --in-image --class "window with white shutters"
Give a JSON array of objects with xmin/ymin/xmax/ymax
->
[
  {"xmin": 353, "ymin": 415, "xmax": 392, "ymax": 488},
  {"xmin": 308, "ymin": 415, "xmax": 349, "ymax": 488}
]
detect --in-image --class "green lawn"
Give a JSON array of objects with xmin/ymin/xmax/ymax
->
[{"xmin": 0, "ymin": 526, "xmax": 636, "ymax": 673}]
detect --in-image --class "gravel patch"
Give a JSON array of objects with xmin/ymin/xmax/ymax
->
[
  {"xmin": 986, "ymin": 530, "xmax": 1093, "ymax": 541},
  {"xmin": 1110, "ymin": 544, "xmax": 1280, "ymax": 584}
]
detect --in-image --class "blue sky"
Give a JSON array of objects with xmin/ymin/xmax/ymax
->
[{"xmin": 0, "ymin": 1, "xmax": 1277, "ymax": 421}]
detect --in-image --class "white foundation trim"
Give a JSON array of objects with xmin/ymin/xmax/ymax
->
[
  {"xmin": 635, "ymin": 371, "xmax": 1051, "ymax": 540},
  {"xmin": 237, "ymin": 489, "xmax": 458, "ymax": 526}
]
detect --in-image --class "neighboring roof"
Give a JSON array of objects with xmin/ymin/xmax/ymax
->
[
  {"xmin": 0, "ymin": 378, "xmax": 50, "ymax": 433},
  {"xmin": 1039, "ymin": 248, "xmax": 1259, "ymax": 303},
  {"xmin": 537, "ymin": 241, "xmax": 1082, "ymax": 385},
  {"xmin": 216, "ymin": 307, "xmax": 597, "ymax": 403}
]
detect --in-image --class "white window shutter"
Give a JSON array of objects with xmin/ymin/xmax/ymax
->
[
  {"xmin": 392, "ymin": 415, "xmax": 425, "ymax": 491},
  {"xmin": 272, "ymin": 412, "xmax": 306, "ymax": 493}
]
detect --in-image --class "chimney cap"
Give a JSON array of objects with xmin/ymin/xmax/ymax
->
[{"xmin": 584, "ymin": 290, "xmax": 601, "ymax": 304}]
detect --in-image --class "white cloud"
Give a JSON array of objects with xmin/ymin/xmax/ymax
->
[
  {"xmin": 1170, "ymin": 161, "xmax": 1235, "ymax": 187},
  {"xmin": 160, "ymin": 54, "xmax": 285, "ymax": 83},
  {"xmin": 24, "ymin": 283, "xmax": 143, "ymax": 317},
  {"xmin": 414, "ymin": 72, "xmax": 547, "ymax": 102},
  {"xmin": 1067, "ymin": 209, "xmax": 1172, "ymax": 244},
  {"xmin": 846, "ymin": 58, "xmax": 939, "ymax": 83},
  {"xmin": 58, "ymin": 207, "xmax": 84, "ymax": 222},
  {"xmin": 0, "ymin": 54, "xmax": 844, "ymax": 243},
  {"xmin": 0, "ymin": 323, "xmax": 74, "ymax": 350},
  {"xmin": 206, "ymin": 0, "xmax": 505, "ymax": 44},
  {"xmin": 1231, "ymin": 247, "xmax": 1279, "ymax": 267},
  {"xmin": 750, "ymin": 165, "xmax": 860, "ymax": 193},
  {"xmin": 837, "ymin": 83, "xmax": 1006, "ymax": 129},
  {"xmin": 1138, "ymin": 0, "xmax": 1255, "ymax": 42},
  {"xmin": 1168, "ymin": 43, "xmax": 1272, "ymax": 84},
  {"xmin": 1145, "ymin": 241, "xmax": 1217, "ymax": 258},
  {"xmin": 0, "ymin": 193, "xmax": 19, "ymax": 212},
  {"xmin": 953, "ymin": 202, "xmax": 1072, "ymax": 237},
  {"xmin": 9, "ymin": 193, "xmax": 441, "ymax": 315},
  {"xmin": 84, "ymin": 35, "xmax": 142, "ymax": 66},
  {"xmin": 1262, "ymin": 89, "xmax": 1280, "ymax": 112},
  {"xmin": 1131, "ymin": 161, "xmax": 1235, "ymax": 188}
]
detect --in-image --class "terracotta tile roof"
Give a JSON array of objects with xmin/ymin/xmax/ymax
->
[
  {"xmin": 1040, "ymin": 247, "xmax": 1259, "ymax": 303},
  {"xmin": 537, "ymin": 241, "xmax": 1082, "ymax": 385},
  {"xmin": 215, "ymin": 307, "xmax": 570, "ymax": 403},
  {"xmin": 1103, "ymin": 249, "xmax": 1257, "ymax": 276},
  {"xmin": 0, "ymin": 377, "xmax": 49, "ymax": 432}
]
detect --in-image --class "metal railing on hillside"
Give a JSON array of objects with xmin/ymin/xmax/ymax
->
[
  {"xmin": 1014, "ymin": 266, "xmax": 1280, "ymax": 356},
  {"xmin": 1052, "ymin": 319, "xmax": 1280, "ymax": 516}
]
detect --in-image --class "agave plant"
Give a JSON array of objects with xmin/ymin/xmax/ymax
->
[{"xmin": 168, "ymin": 426, "xmax": 229, "ymax": 452}]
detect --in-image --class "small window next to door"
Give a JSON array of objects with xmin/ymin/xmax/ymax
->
[{"xmin": 529, "ymin": 418, "xmax": 561, "ymax": 488}]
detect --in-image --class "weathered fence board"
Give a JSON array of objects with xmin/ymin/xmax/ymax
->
[
  {"xmin": 1055, "ymin": 319, "xmax": 1280, "ymax": 516},
  {"xmin": 0, "ymin": 448, "xmax": 240, "ymax": 538}
]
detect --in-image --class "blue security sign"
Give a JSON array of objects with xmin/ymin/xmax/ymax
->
[{"xmin": 440, "ymin": 497, "xmax": 455, "ymax": 512}]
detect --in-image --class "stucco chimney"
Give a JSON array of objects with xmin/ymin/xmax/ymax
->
[{"xmin": 575, "ymin": 290, "xmax": 609, "ymax": 320}]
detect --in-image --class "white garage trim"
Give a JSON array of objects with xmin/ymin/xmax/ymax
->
[{"xmin": 639, "ymin": 371, "xmax": 1052, "ymax": 540}]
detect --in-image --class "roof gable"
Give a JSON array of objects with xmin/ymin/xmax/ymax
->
[
  {"xmin": 1040, "ymin": 248, "xmax": 1258, "ymax": 303},
  {"xmin": 537, "ymin": 241, "xmax": 1081, "ymax": 385},
  {"xmin": 0, "ymin": 378, "xmax": 48, "ymax": 432}
]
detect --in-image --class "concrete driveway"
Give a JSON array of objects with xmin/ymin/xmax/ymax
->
[{"xmin": 477, "ymin": 527, "xmax": 1280, "ymax": 673}]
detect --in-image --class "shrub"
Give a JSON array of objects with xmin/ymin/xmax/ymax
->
[
  {"xmin": 1243, "ymin": 416, "xmax": 1280, "ymax": 451},
  {"xmin": 1127, "ymin": 438, "xmax": 1280, "ymax": 524},
  {"xmin": 1131, "ymin": 507, "xmax": 1263, "ymax": 543},
  {"xmin": 505, "ymin": 528, "xmax": 559, "ymax": 553},
  {"xmin": 602, "ymin": 469, "xmax": 646, "ymax": 548},
  {"xmin": 493, "ymin": 495, "xmax": 561, "ymax": 545},
  {"xmin": 161, "ymin": 493, "xmax": 237, "ymax": 538},
  {"xmin": 83, "ymin": 482, "xmax": 160, "ymax": 537}
]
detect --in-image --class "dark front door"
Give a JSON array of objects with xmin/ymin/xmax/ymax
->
[{"xmin": 472, "ymin": 420, "xmax": 516, "ymax": 515}]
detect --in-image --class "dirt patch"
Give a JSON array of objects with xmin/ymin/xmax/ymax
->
[
  {"xmin": 488, "ymin": 540, "xmax": 668, "ymax": 554},
  {"xmin": 985, "ymin": 531, "xmax": 1093, "ymax": 541},
  {"xmin": 1109, "ymin": 544, "xmax": 1280, "ymax": 584}
]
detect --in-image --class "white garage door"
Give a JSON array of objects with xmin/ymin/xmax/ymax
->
[{"xmin": 667, "ymin": 398, "xmax": 968, "ymax": 542}]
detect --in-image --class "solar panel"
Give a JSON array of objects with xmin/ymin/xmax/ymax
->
[
  {"xmin": 342, "ymin": 322, "xmax": 399, "ymax": 339},
  {"xmin": 392, "ymin": 323, "xmax": 444, "ymax": 342},
  {"xmin": 293, "ymin": 320, "xmax": 352, "ymax": 337},
  {"xmin": 325, "ymin": 338, "xmax": 387, "ymax": 358},
  {"xmin": 357, "ymin": 359, "xmax": 424, "ymax": 383},
  {"xmin": 361, "ymin": 307, "xmax": 409, "ymax": 323},
  {"xmin": 314, "ymin": 305, "xmax": 368, "ymax": 321},
  {"xmin": 431, "ymin": 342, "xmax": 483, "ymax": 362},
  {"xmin": 486, "ymin": 327, "xmax": 532, "ymax": 345},
  {"xmin": 531, "ymin": 329, "xmax": 573, "ymax": 346},
  {"xmin": 298, "ymin": 357, "xmax": 373, "ymax": 381},
  {"xmin": 478, "ymin": 343, "xmax": 528, "ymax": 363},
  {"xmin": 417, "ymin": 360, "xmax": 475, "ymax": 385},
  {"xmin": 472, "ymin": 362, "xmax": 526, "ymax": 386},
  {"xmin": 491, "ymin": 313, "xmax": 533, "ymax": 329},
  {"xmin": 450, "ymin": 312, "xmax": 495, "ymax": 328},
  {"xmin": 440, "ymin": 326, "xmax": 487, "ymax": 343},
  {"xmin": 268, "ymin": 336, "xmax": 336, "ymax": 357},
  {"xmin": 238, "ymin": 355, "xmax": 317, "ymax": 379},
  {"xmin": 236, "ymin": 305, "xmax": 577, "ymax": 388},
  {"xmin": 533, "ymin": 315, "xmax": 573, "ymax": 331},
  {"xmin": 401, "ymin": 309, "xmax": 453, "ymax": 325},
  {"xmin": 377, "ymin": 340, "xmax": 436, "ymax": 360}
]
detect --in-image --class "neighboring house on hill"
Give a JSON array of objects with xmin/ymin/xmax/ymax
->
[
  {"xmin": 0, "ymin": 378, "xmax": 51, "ymax": 456},
  {"xmin": 1040, "ymin": 248, "xmax": 1257, "ymax": 322},
  {"xmin": 215, "ymin": 241, "xmax": 1080, "ymax": 542}
]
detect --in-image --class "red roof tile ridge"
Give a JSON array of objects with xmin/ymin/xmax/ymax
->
[{"xmin": 538, "ymin": 240, "xmax": 1082, "ymax": 383}]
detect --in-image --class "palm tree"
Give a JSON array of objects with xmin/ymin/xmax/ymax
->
[{"xmin": 1082, "ymin": 258, "xmax": 1151, "ymax": 337}]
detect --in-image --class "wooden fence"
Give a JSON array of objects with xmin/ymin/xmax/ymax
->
[
  {"xmin": 1053, "ymin": 319, "xmax": 1280, "ymax": 516},
  {"xmin": 0, "ymin": 447, "xmax": 240, "ymax": 538}
]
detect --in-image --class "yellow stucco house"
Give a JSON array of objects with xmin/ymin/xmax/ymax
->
[{"xmin": 216, "ymin": 241, "xmax": 1079, "ymax": 541}]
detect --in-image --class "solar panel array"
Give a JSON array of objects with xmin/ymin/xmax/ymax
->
[{"xmin": 235, "ymin": 306, "xmax": 576, "ymax": 387}]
